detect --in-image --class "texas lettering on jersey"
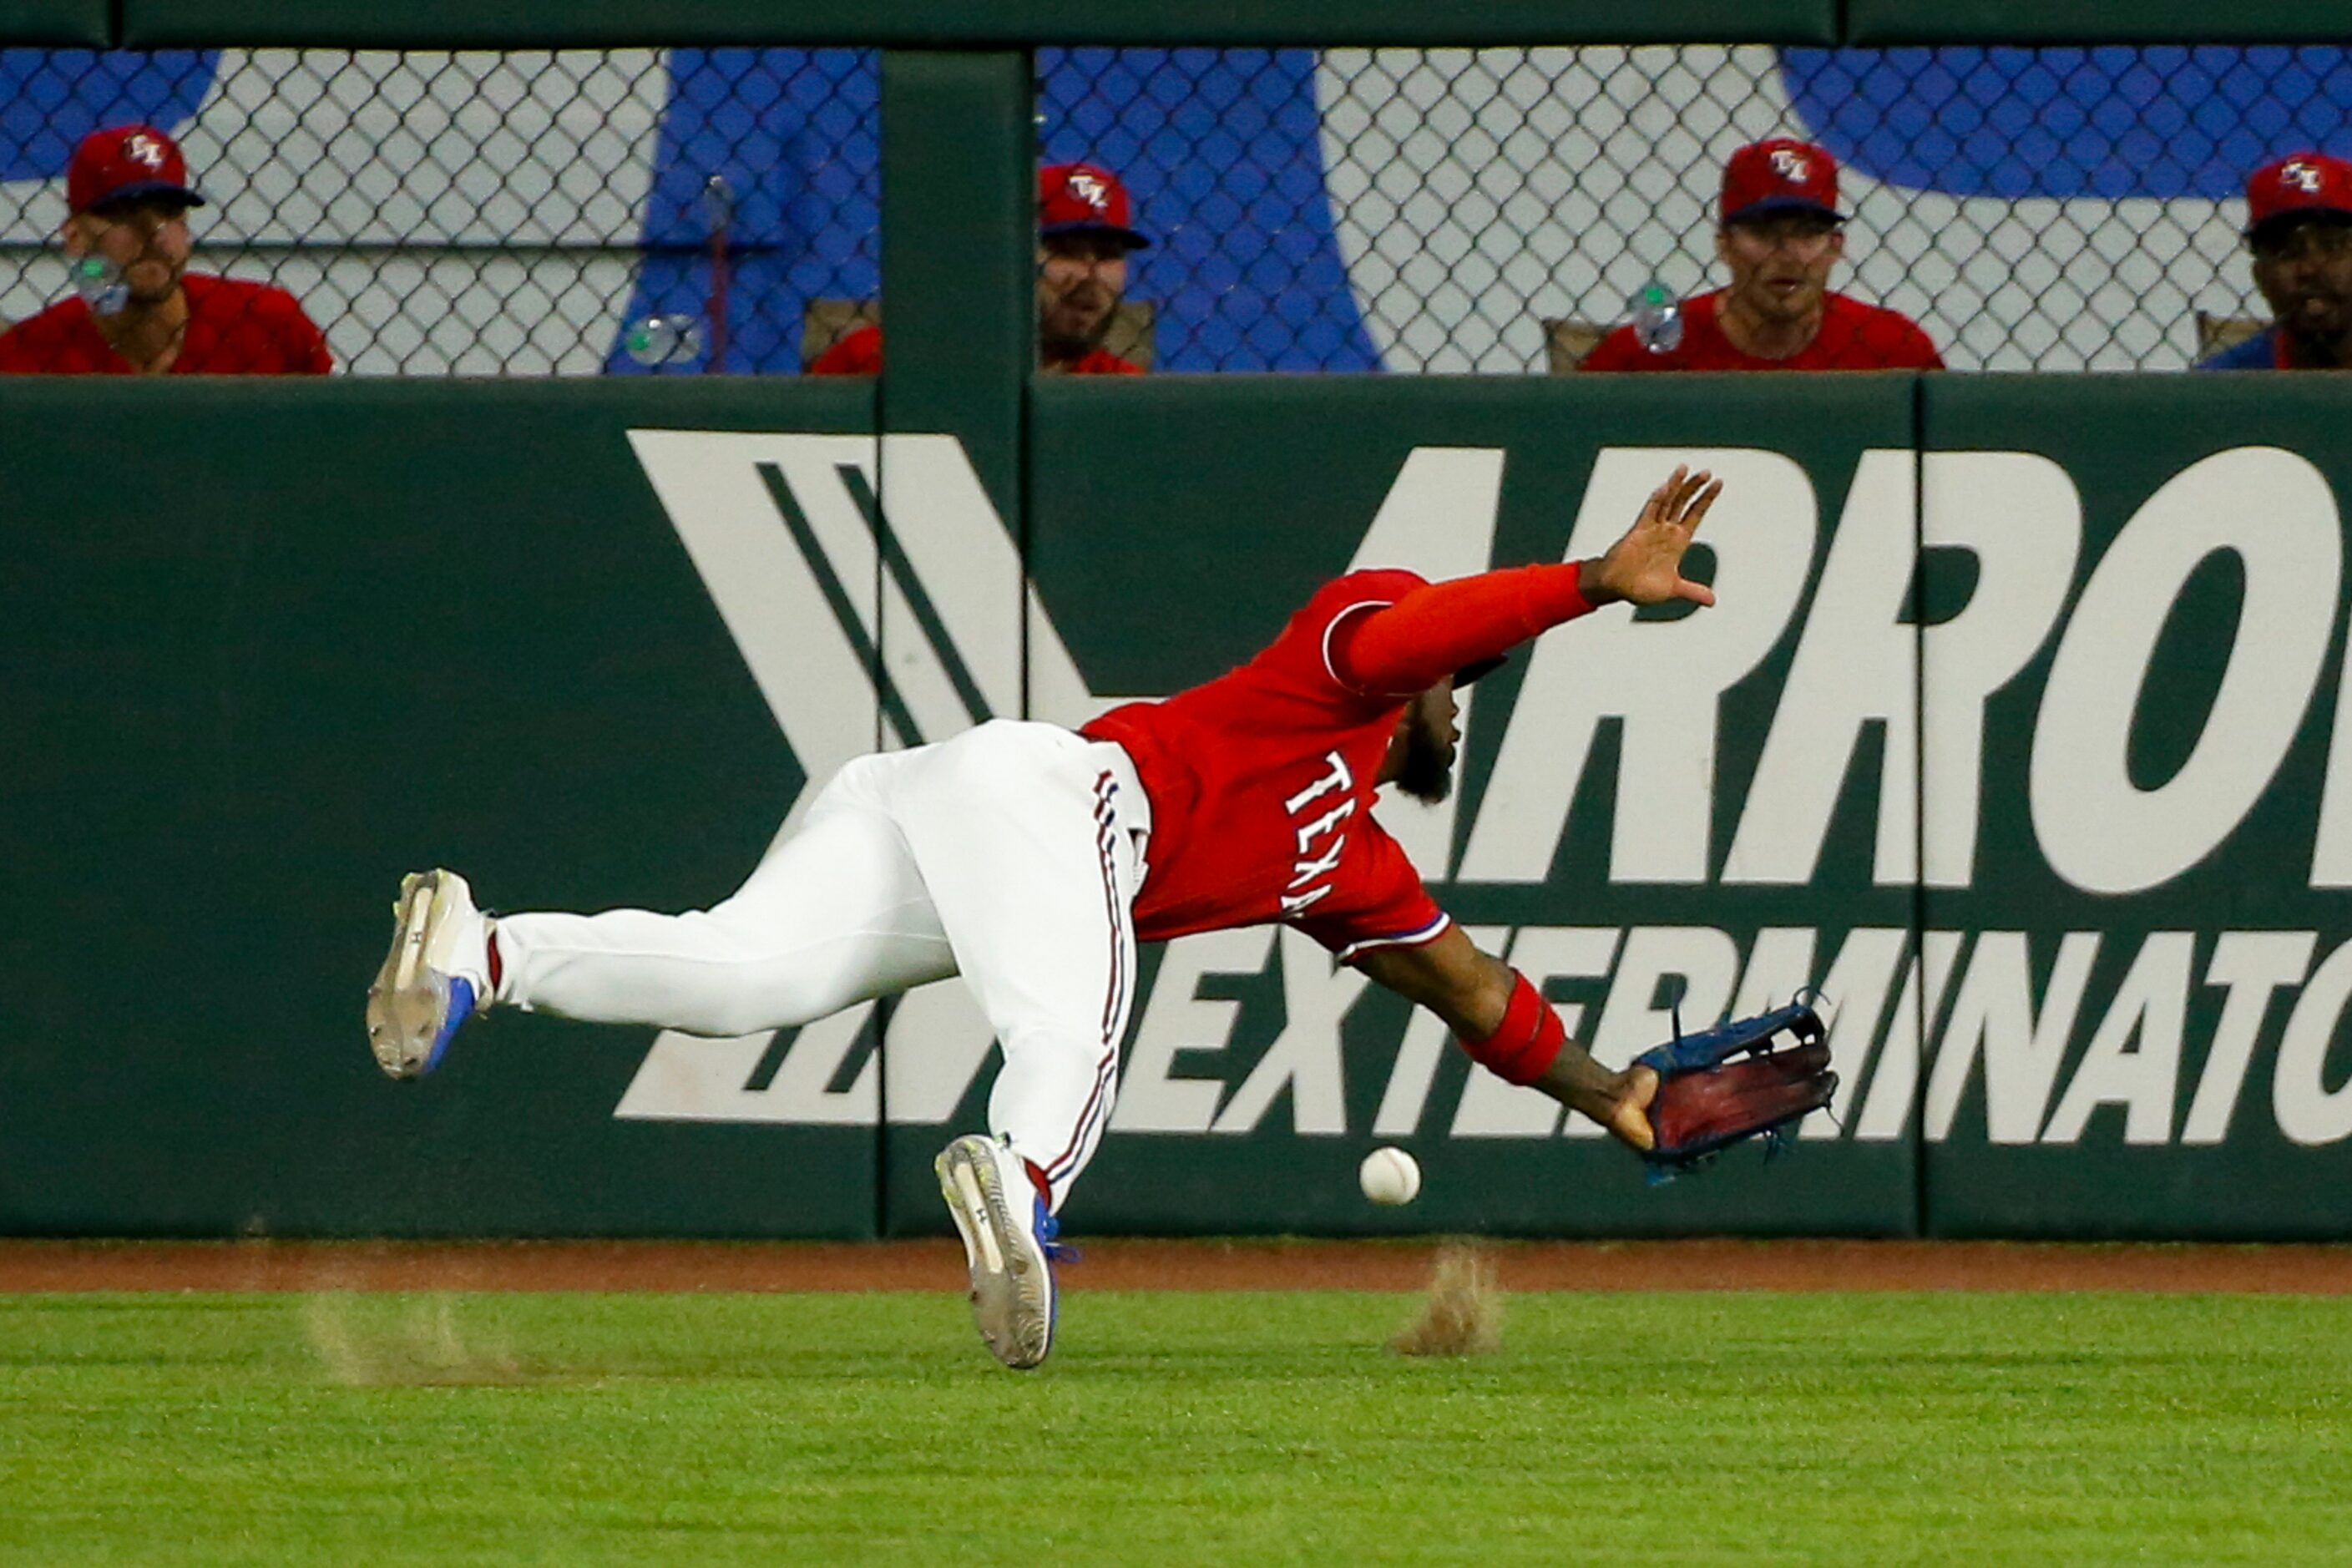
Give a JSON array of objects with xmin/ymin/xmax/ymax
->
[
  {"xmin": 1280, "ymin": 749, "xmax": 1357, "ymax": 917},
  {"xmin": 1083, "ymin": 569, "xmax": 1451, "ymax": 959}
]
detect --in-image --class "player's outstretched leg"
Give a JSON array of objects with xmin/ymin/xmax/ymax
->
[
  {"xmin": 935, "ymin": 1132, "xmax": 1075, "ymax": 1371},
  {"xmin": 365, "ymin": 869, "xmax": 493, "ymax": 1079}
]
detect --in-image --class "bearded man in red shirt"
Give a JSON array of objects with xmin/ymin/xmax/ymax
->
[
  {"xmin": 365, "ymin": 467, "xmax": 1722, "ymax": 1370},
  {"xmin": 0, "ymin": 124, "xmax": 331, "ymax": 376},
  {"xmin": 807, "ymin": 161, "xmax": 1147, "ymax": 377},
  {"xmin": 1581, "ymin": 138, "xmax": 1943, "ymax": 373}
]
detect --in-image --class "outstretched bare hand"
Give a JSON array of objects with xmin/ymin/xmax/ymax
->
[
  {"xmin": 1585, "ymin": 466, "xmax": 1722, "ymax": 609},
  {"xmin": 1535, "ymin": 1048, "xmax": 1662, "ymax": 1152}
]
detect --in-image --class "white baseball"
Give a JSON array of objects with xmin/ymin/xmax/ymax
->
[{"xmin": 1358, "ymin": 1146, "xmax": 1421, "ymax": 1206}]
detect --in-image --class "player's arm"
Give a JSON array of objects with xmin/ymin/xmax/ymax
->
[
  {"xmin": 1331, "ymin": 466, "xmax": 1722, "ymax": 696},
  {"xmin": 1352, "ymin": 925, "xmax": 1657, "ymax": 1151}
]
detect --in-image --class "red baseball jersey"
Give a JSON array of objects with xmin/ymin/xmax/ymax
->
[
  {"xmin": 807, "ymin": 321, "xmax": 1142, "ymax": 377},
  {"xmin": 0, "ymin": 273, "xmax": 331, "ymax": 374},
  {"xmin": 1581, "ymin": 290, "xmax": 1943, "ymax": 372},
  {"xmin": 1083, "ymin": 569, "xmax": 1451, "ymax": 958}
]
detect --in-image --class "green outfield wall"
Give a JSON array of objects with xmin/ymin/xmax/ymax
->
[
  {"xmin": 4, "ymin": 3, "xmax": 2348, "ymax": 1239},
  {"xmin": 6, "ymin": 372, "xmax": 2352, "ymax": 1241}
]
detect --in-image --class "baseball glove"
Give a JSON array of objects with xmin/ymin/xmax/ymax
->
[{"xmin": 1634, "ymin": 993, "xmax": 1837, "ymax": 1176}]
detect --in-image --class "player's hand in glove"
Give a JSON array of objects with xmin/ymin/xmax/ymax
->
[{"xmin": 1631, "ymin": 995, "xmax": 1838, "ymax": 1172}]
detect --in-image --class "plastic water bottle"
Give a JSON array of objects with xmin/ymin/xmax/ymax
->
[
  {"xmin": 623, "ymin": 313, "xmax": 705, "ymax": 367},
  {"xmin": 73, "ymin": 254, "xmax": 128, "ymax": 317},
  {"xmin": 1631, "ymin": 284, "xmax": 1683, "ymax": 354}
]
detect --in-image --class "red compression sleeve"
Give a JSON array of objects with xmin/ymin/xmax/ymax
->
[
  {"xmin": 1330, "ymin": 562, "xmax": 1597, "ymax": 695},
  {"xmin": 1456, "ymin": 972, "xmax": 1565, "ymax": 1086}
]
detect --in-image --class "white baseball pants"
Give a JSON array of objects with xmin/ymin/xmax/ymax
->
[{"xmin": 494, "ymin": 721, "xmax": 1148, "ymax": 1210}]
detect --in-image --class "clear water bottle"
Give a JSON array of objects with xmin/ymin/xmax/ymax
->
[
  {"xmin": 1631, "ymin": 284, "xmax": 1683, "ymax": 354},
  {"xmin": 623, "ymin": 312, "xmax": 706, "ymax": 367},
  {"xmin": 73, "ymin": 254, "xmax": 128, "ymax": 317}
]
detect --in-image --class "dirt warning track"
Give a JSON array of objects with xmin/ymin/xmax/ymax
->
[{"xmin": 3, "ymin": 1238, "xmax": 2350, "ymax": 1293}]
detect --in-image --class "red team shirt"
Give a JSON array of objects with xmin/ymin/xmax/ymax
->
[
  {"xmin": 807, "ymin": 322, "xmax": 1142, "ymax": 377},
  {"xmin": 1085, "ymin": 565, "xmax": 1595, "ymax": 958},
  {"xmin": 1581, "ymin": 290, "xmax": 1943, "ymax": 372},
  {"xmin": 0, "ymin": 273, "xmax": 332, "ymax": 374}
]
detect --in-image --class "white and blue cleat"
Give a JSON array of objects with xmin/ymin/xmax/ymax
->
[
  {"xmin": 936, "ymin": 1133, "xmax": 1075, "ymax": 1370},
  {"xmin": 365, "ymin": 868, "xmax": 492, "ymax": 1080}
]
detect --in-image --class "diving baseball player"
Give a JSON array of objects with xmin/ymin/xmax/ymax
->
[{"xmin": 367, "ymin": 467, "xmax": 1723, "ymax": 1370}]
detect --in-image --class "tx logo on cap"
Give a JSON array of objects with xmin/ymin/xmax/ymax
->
[
  {"xmin": 124, "ymin": 132, "xmax": 168, "ymax": 171},
  {"xmin": 1065, "ymin": 170, "xmax": 1110, "ymax": 210},
  {"xmin": 1770, "ymin": 147, "xmax": 1811, "ymax": 181},
  {"xmin": 2281, "ymin": 159, "xmax": 2326, "ymax": 195}
]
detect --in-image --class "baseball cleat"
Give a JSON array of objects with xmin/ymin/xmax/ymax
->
[
  {"xmin": 936, "ymin": 1133, "xmax": 1074, "ymax": 1371},
  {"xmin": 364, "ymin": 869, "xmax": 492, "ymax": 1080}
]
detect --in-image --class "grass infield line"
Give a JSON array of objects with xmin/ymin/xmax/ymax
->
[{"xmin": 1, "ymin": 1237, "xmax": 2350, "ymax": 1292}]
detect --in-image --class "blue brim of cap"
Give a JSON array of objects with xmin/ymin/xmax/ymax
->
[
  {"xmin": 1722, "ymin": 196, "xmax": 1844, "ymax": 224},
  {"xmin": 1040, "ymin": 220, "xmax": 1150, "ymax": 250},
  {"xmin": 2247, "ymin": 206, "xmax": 2352, "ymax": 239},
  {"xmin": 84, "ymin": 180, "xmax": 205, "ymax": 213}
]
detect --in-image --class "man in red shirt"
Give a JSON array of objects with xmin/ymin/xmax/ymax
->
[
  {"xmin": 807, "ymin": 161, "xmax": 1148, "ymax": 377},
  {"xmin": 0, "ymin": 124, "xmax": 331, "ymax": 376},
  {"xmin": 364, "ymin": 467, "xmax": 1722, "ymax": 1369},
  {"xmin": 1581, "ymin": 138, "xmax": 1943, "ymax": 373},
  {"xmin": 2195, "ymin": 151, "xmax": 2352, "ymax": 371}
]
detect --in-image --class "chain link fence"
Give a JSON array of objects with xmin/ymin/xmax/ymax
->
[
  {"xmin": 1049, "ymin": 44, "xmax": 2352, "ymax": 372},
  {"xmin": 0, "ymin": 47, "xmax": 878, "ymax": 372},
  {"xmin": 4, "ymin": 43, "xmax": 2348, "ymax": 372}
]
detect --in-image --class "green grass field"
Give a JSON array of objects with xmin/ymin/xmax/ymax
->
[{"xmin": 4, "ymin": 1288, "xmax": 2349, "ymax": 1565}]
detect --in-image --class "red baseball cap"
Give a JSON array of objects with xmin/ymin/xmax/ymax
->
[
  {"xmin": 68, "ymin": 124, "xmax": 205, "ymax": 215},
  {"xmin": 1721, "ymin": 138, "xmax": 1843, "ymax": 225},
  {"xmin": 2245, "ymin": 151, "xmax": 2352, "ymax": 234},
  {"xmin": 1038, "ymin": 161, "xmax": 1150, "ymax": 250}
]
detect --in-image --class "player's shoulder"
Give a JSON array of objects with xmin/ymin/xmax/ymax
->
[
  {"xmin": 1073, "ymin": 347, "xmax": 1145, "ymax": 375},
  {"xmin": 187, "ymin": 272, "xmax": 332, "ymax": 369},
  {"xmin": 0, "ymin": 295, "xmax": 83, "ymax": 341},
  {"xmin": 1326, "ymin": 564, "xmax": 1428, "ymax": 595},
  {"xmin": 1302, "ymin": 566, "xmax": 1428, "ymax": 621},
  {"xmin": 185, "ymin": 271, "xmax": 301, "ymax": 312},
  {"xmin": 2194, "ymin": 329, "xmax": 2278, "ymax": 371},
  {"xmin": 1251, "ymin": 568, "xmax": 1431, "ymax": 691},
  {"xmin": 0, "ymin": 296, "xmax": 94, "ymax": 367},
  {"xmin": 1577, "ymin": 322, "xmax": 1647, "ymax": 372},
  {"xmin": 187, "ymin": 272, "xmax": 326, "ymax": 333},
  {"xmin": 810, "ymin": 322, "xmax": 883, "ymax": 375},
  {"xmin": 1827, "ymin": 291, "xmax": 1944, "ymax": 365}
]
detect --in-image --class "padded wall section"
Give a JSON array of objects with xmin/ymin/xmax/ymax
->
[
  {"xmin": 0, "ymin": 378, "xmax": 883, "ymax": 1236},
  {"xmin": 1917, "ymin": 374, "xmax": 2352, "ymax": 1238}
]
